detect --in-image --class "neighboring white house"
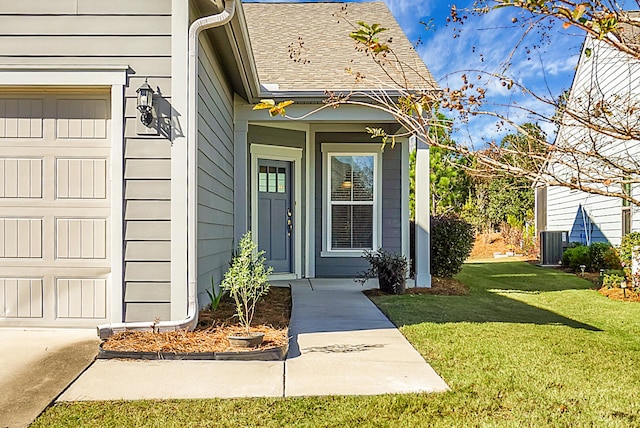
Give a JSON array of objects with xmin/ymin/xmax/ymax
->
[
  {"xmin": 0, "ymin": 1, "xmax": 435, "ymax": 334},
  {"xmin": 537, "ymin": 27, "xmax": 640, "ymax": 247}
]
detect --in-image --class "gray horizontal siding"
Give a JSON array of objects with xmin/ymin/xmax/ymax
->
[
  {"xmin": 125, "ymin": 139, "xmax": 172, "ymax": 159},
  {"xmin": 0, "ymin": 0, "xmax": 175, "ymax": 321},
  {"xmin": 0, "ymin": 15, "xmax": 171, "ymax": 35},
  {"xmin": 124, "ymin": 282, "xmax": 171, "ymax": 302},
  {"xmin": 125, "ymin": 241, "xmax": 171, "ymax": 261},
  {"xmin": 124, "ymin": 262, "xmax": 171, "ymax": 282},
  {"xmin": 0, "ymin": 0, "xmax": 171, "ymax": 15},
  {"xmin": 125, "ymin": 221, "xmax": 171, "ymax": 241},
  {"xmin": 124, "ymin": 159, "xmax": 171, "ymax": 179},
  {"xmin": 125, "ymin": 180, "xmax": 171, "ymax": 200},
  {"xmin": 0, "ymin": 36, "xmax": 170, "ymax": 57},
  {"xmin": 196, "ymin": 36, "xmax": 235, "ymax": 305},
  {"xmin": 124, "ymin": 303, "xmax": 170, "ymax": 323},
  {"xmin": 124, "ymin": 201, "xmax": 171, "ymax": 220}
]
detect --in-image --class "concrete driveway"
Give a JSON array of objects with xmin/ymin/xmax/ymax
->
[{"xmin": 0, "ymin": 329, "xmax": 98, "ymax": 428}]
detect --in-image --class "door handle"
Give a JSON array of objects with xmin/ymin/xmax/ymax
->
[{"xmin": 287, "ymin": 208, "xmax": 293, "ymax": 237}]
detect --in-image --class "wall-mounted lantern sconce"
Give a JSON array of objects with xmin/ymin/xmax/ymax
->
[{"xmin": 136, "ymin": 78, "xmax": 154, "ymax": 127}]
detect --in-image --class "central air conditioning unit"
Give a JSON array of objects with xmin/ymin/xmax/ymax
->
[{"xmin": 540, "ymin": 231, "xmax": 569, "ymax": 266}]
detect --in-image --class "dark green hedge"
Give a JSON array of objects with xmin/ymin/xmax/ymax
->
[{"xmin": 431, "ymin": 215, "xmax": 474, "ymax": 278}]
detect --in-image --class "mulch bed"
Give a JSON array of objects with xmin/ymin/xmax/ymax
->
[
  {"xmin": 598, "ymin": 286, "xmax": 640, "ymax": 303},
  {"xmin": 364, "ymin": 276, "xmax": 469, "ymax": 297},
  {"xmin": 102, "ymin": 286, "xmax": 291, "ymax": 354},
  {"xmin": 470, "ymin": 232, "xmax": 507, "ymax": 259},
  {"xmin": 555, "ymin": 267, "xmax": 640, "ymax": 303}
]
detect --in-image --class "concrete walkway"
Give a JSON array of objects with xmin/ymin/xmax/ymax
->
[
  {"xmin": 58, "ymin": 279, "xmax": 448, "ymax": 401},
  {"xmin": 0, "ymin": 329, "xmax": 98, "ymax": 428},
  {"xmin": 285, "ymin": 279, "xmax": 449, "ymax": 396}
]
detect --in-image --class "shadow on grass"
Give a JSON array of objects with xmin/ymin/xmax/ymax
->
[{"xmin": 375, "ymin": 262, "xmax": 601, "ymax": 331}]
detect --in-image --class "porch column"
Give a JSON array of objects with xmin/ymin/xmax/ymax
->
[
  {"xmin": 233, "ymin": 118, "xmax": 249, "ymax": 243},
  {"xmin": 414, "ymin": 135, "xmax": 432, "ymax": 287}
]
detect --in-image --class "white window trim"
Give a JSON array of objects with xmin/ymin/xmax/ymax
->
[
  {"xmin": 250, "ymin": 144, "xmax": 303, "ymax": 279},
  {"xmin": 321, "ymin": 143, "xmax": 382, "ymax": 257}
]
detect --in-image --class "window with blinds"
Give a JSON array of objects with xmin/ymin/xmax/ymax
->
[{"xmin": 328, "ymin": 154, "xmax": 376, "ymax": 250}]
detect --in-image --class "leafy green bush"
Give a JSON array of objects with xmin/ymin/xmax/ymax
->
[
  {"xmin": 431, "ymin": 215, "xmax": 474, "ymax": 278},
  {"xmin": 562, "ymin": 242, "xmax": 620, "ymax": 272},
  {"xmin": 561, "ymin": 244, "xmax": 590, "ymax": 271},
  {"xmin": 601, "ymin": 271, "xmax": 625, "ymax": 289},
  {"xmin": 589, "ymin": 242, "xmax": 621, "ymax": 271}
]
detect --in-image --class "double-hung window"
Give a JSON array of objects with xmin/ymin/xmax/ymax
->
[{"xmin": 323, "ymin": 144, "xmax": 381, "ymax": 255}]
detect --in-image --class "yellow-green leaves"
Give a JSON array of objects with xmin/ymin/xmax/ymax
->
[
  {"xmin": 252, "ymin": 99, "xmax": 295, "ymax": 117},
  {"xmin": 365, "ymin": 126, "xmax": 396, "ymax": 150},
  {"xmin": 350, "ymin": 21, "xmax": 390, "ymax": 53},
  {"xmin": 593, "ymin": 14, "xmax": 619, "ymax": 39},
  {"xmin": 397, "ymin": 93, "xmax": 435, "ymax": 117}
]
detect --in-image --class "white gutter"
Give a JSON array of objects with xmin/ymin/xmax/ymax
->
[{"xmin": 97, "ymin": 0, "xmax": 236, "ymax": 340}]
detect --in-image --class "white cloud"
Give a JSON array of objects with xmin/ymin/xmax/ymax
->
[{"xmin": 411, "ymin": 1, "xmax": 584, "ymax": 146}]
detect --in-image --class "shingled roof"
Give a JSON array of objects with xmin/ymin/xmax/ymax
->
[
  {"xmin": 616, "ymin": 13, "xmax": 640, "ymax": 55},
  {"xmin": 243, "ymin": 1, "xmax": 437, "ymax": 93}
]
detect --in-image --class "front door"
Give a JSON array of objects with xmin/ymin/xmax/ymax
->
[{"xmin": 257, "ymin": 160, "xmax": 292, "ymax": 273}]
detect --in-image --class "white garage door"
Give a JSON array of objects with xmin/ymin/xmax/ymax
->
[{"xmin": 0, "ymin": 92, "xmax": 112, "ymax": 327}]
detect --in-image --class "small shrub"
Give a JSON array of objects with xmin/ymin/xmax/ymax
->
[
  {"xmin": 601, "ymin": 271, "xmax": 625, "ymax": 289},
  {"xmin": 220, "ymin": 232, "xmax": 272, "ymax": 335},
  {"xmin": 431, "ymin": 214, "xmax": 474, "ymax": 278},
  {"xmin": 589, "ymin": 242, "xmax": 621, "ymax": 271},
  {"xmin": 602, "ymin": 245, "xmax": 622, "ymax": 270},
  {"xmin": 561, "ymin": 244, "xmax": 590, "ymax": 271},
  {"xmin": 358, "ymin": 249, "xmax": 408, "ymax": 294}
]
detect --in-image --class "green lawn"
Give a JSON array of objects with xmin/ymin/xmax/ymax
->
[{"xmin": 34, "ymin": 262, "xmax": 640, "ymax": 427}]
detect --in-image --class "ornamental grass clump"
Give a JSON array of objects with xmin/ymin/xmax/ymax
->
[{"xmin": 220, "ymin": 232, "xmax": 272, "ymax": 335}]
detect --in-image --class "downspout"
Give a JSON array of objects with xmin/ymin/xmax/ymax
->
[{"xmin": 97, "ymin": 0, "xmax": 236, "ymax": 340}]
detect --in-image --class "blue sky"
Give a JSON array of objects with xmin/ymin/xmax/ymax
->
[
  {"xmin": 383, "ymin": 0, "xmax": 583, "ymax": 144},
  {"xmin": 248, "ymin": 0, "xmax": 634, "ymax": 145}
]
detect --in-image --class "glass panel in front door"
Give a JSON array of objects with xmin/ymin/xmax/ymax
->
[{"xmin": 257, "ymin": 159, "xmax": 292, "ymax": 273}]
